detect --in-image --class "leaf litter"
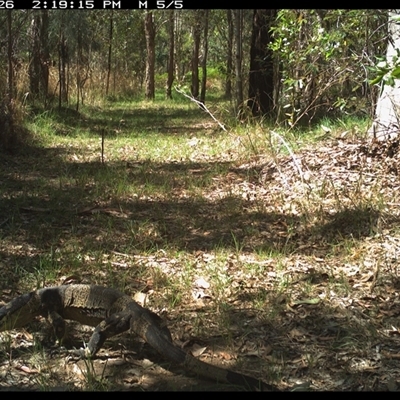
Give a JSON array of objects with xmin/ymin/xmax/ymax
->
[{"xmin": 2, "ymin": 127, "xmax": 400, "ymax": 390}]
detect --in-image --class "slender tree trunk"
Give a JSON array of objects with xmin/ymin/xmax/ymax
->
[
  {"xmin": 191, "ymin": 11, "xmax": 201, "ymax": 99},
  {"xmin": 40, "ymin": 11, "xmax": 50, "ymax": 106},
  {"xmin": 40, "ymin": 12, "xmax": 49, "ymax": 94},
  {"xmin": 174, "ymin": 11, "xmax": 182, "ymax": 82},
  {"xmin": 58, "ymin": 19, "xmax": 68, "ymax": 108},
  {"xmin": 225, "ymin": 9, "xmax": 233, "ymax": 99},
  {"xmin": 58, "ymin": 37, "xmax": 62, "ymax": 109},
  {"xmin": 76, "ymin": 25, "xmax": 82, "ymax": 111},
  {"xmin": 233, "ymin": 9, "xmax": 243, "ymax": 115},
  {"xmin": 7, "ymin": 11, "xmax": 13, "ymax": 106},
  {"xmin": 166, "ymin": 10, "xmax": 174, "ymax": 99},
  {"xmin": 144, "ymin": 11, "xmax": 155, "ymax": 100},
  {"xmin": 106, "ymin": 11, "xmax": 113, "ymax": 97},
  {"xmin": 29, "ymin": 12, "xmax": 41, "ymax": 100},
  {"xmin": 200, "ymin": 10, "xmax": 209, "ymax": 104},
  {"xmin": 1, "ymin": 10, "xmax": 14, "ymax": 151}
]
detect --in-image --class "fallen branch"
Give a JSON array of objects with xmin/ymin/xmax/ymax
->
[{"xmin": 174, "ymin": 86, "xmax": 227, "ymax": 132}]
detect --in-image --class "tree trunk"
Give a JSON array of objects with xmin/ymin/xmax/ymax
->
[
  {"xmin": 40, "ymin": 10, "xmax": 50, "ymax": 105},
  {"xmin": 7, "ymin": 11, "xmax": 13, "ymax": 106},
  {"xmin": 200, "ymin": 10, "xmax": 209, "ymax": 104},
  {"xmin": 144, "ymin": 11, "xmax": 155, "ymax": 100},
  {"xmin": 106, "ymin": 11, "xmax": 113, "ymax": 97},
  {"xmin": 1, "ymin": 10, "xmax": 14, "ymax": 151},
  {"xmin": 233, "ymin": 9, "xmax": 243, "ymax": 116},
  {"xmin": 248, "ymin": 9, "xmax": 277, "ymax": 117},
  {"xmin": 166, "ymin": 10, "xmax": 174, "ymax": 99},
  {"xmin": 76, "ymin": 24, "xmax": 82, "ymax": 111},
  {"xmin": 29, "ymin": 13, "xmax": 41, "ymax": 98},
  {"xmin": 29, "ymin": 11, "xmax": 49, "ymax": 103},
  {"xmin": 174, "ymin": 11, "xmax": 183, "ymax": 82},
  {"xmin": 225, "ymin": 9, "xmax": 233, "ymax": 99},
  {"xmin": 58, "ymin": 19, "xmax": 68, "ymax": 108},
  {"xmin": 191, "ymin": 11, "xmax": 201, "ymax": 100},
  {"xmin": 369, "ymin": 10, "xmax": 400, "ymax": 140}
]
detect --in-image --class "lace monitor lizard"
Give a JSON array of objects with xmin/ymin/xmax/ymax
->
[{"xmin": 0, "ymin": 284, "xmax": 277, "ymax": 391}]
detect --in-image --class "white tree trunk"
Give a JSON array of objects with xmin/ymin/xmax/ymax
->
[{"xmin": 369, "ymin": 11, "xmax": 400, "ymax": 140}]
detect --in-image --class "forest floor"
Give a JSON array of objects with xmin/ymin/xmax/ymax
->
[{"xmin": 1, "ymin": 99, "xmax": 400, "ymax": 391}]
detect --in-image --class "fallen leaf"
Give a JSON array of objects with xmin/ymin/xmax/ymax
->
[
  {"xmin": 190, "ymin": 344, "xmax": 207, "ymax": 357},
  {"xmin": 194, "ymin": 277, "xmax": 210, "ymax": 289},
  {"xmin": 134, "ymin": 292, "xmax": 147, "ymax": 306}
]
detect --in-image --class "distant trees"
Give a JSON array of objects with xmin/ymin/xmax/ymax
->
[{"xmin": 0, "ymin": 8, "xmax": 393, "ymax": 152}]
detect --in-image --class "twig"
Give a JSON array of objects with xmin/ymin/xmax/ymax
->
[
  {"xmin": 174, "ymin": 86, "xmax": 227, "ymax": 132},
  {"xmin": 0, "ymin": 218, "xmax": 9, "ymax": 228},
  {"xmin": 270, "ymin": 130, "xmax": 305, "ymax": 183},
  {"xmin": 369, "ymin": 261, "xmax": 380, "ymax": 293},
  {"xmin": 101, "ymin": 128, "xmax": 105, "ymax": 164}
]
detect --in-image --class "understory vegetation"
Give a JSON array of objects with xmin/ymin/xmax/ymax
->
[{"xmin": 1, "ymin": 94, "xmax": 400, "ymax": 391}]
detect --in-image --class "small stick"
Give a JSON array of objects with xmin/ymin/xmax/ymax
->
[
  {"xmin": 174, "ymin": 86, "xmax": 227, "ymax": 132},
  {"xmin": 101, "ymin": 128, "xmax": 105, "ymax": 164}
]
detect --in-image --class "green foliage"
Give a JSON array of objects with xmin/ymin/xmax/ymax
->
[
  {"xmin": 369, "ymin": 13, "xmax": 400, "ymax": 89},
  {"xmin": 270, "ymin": 9, "xmax": 387, "ymax": 126},
  {"xmin": 369, "ymin": 52, "xmax": 400, "ymax": 87}
]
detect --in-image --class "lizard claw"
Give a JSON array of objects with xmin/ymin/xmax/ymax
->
[{"xmin": 67, "ymin": 346, "xmax": 92, "ymax": 360}]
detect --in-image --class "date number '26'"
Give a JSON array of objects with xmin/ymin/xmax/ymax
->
[{"xmin": 0, "ymin": 1, "xmax": 14, "ymax": 8}]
